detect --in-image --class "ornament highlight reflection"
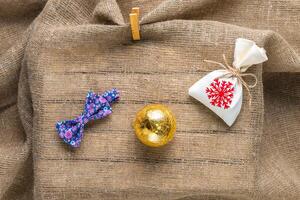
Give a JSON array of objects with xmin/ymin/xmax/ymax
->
[{"xmin": 133, "ymin": 104, "xmax": 176, "ymax": 147}]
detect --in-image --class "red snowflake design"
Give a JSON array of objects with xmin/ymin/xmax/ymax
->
[{"xmin": 205, "ymin": 79, "xmax": 234, "ymax": 109}]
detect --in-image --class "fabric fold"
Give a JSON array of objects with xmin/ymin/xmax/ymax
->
[{"xmin": 92, "ymin": 0, "xmax": 125, "ymax": 25}]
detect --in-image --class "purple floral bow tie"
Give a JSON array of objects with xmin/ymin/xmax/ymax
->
[{"xmin": 56, "ymin": 88, "xmax": 120, "ymax": 148}]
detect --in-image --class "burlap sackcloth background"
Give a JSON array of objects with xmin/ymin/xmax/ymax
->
[{"xmin": 0, "ymin": 0, "xmax": 299, "ymax": 199}]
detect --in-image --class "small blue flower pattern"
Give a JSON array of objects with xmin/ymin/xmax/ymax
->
[{"xmin": 56, "ymin": 88, "xmax": 120, "ymax": 148}]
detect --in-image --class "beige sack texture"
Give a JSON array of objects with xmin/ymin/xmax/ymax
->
[{"xmin": 0, "ymin": 0, "xmax": 299, "ymax": 199}]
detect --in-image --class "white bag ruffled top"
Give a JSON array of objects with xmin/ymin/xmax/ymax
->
[{"xmin": 189, "ymin": 38, "xmax": 268, "ymax": 126}]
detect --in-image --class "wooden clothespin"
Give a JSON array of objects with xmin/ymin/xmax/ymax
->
[{"xmin": 129, "ymin": 7, "xmax": 140, "ymax": 41}]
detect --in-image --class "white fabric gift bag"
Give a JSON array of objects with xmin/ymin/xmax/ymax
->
[{"xmin": 189, "ymin": 38, "xmax": 268, "ymax": 126}]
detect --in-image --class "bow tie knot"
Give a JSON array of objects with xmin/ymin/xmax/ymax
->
[{"xmin": 56, "ymin": 88, "xmax": 120, "ymax": 147}]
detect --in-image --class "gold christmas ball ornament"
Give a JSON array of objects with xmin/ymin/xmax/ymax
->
[{"xmin": 133, "ymin": 104, "xmax": 176, "ymax": 147}]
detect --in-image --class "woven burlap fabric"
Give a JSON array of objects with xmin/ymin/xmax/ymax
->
[{"xmin": 0, "ymin": 0, "xmax": 299, "ymax": 199}]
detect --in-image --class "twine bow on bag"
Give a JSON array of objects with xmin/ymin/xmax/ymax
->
[
  {"xmin": 189, "ymin": 38, "xmax": 268, "ymax": 126},
  {"xmin": 204, "ymin": 54, "xmax": 258, "ymax": 106}
]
